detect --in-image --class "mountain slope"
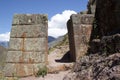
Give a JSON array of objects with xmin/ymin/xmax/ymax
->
[
  {"xmin": 0, "ymin": 46, "xmax": 7, "ymax": 70},
  {"xmin": 0, "ymin": 41, "xmax": 9, "ymax": 48},
  {"xmin": 48, "ymin": 36, "xmax": 56, "ymax": 43},
  {"xmin": 48, "ymin": 34, "xmax": 69, "ymax": 49}
]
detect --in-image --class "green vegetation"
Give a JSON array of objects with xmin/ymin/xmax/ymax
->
[
  {"xmin": 49, "ymin": 47, "xmax": 55, "ymax": 53},
  {"xmin": 57, "ymin": 34, "xmax": 69, "ymax": 46},
  {"xmin": 49, "ymin": 34, "xmax": 69, "ymax": 53},
  {"xmin": 36, "ymin": 66, "xmax": 47, "ymax": 77}
]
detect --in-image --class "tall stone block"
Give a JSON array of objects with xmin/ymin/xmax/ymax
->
[
  {"xmin": 4, "ymin": 14, "xmax": 48, "ymax": 77},
  {"xmin": 67, "ymin": 14, "xmax": 94, "ymax": 61}
]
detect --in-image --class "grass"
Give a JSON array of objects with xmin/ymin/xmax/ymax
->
[
  {"xmin": 49, "ymin": 34, "xmax": 69, "ymax": 53},
  {"xmin": 36, "ymin": 66, "xmax": 47, "ymax": 77}
]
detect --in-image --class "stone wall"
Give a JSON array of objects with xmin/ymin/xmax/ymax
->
[
  {"xmin": 67, "ymin": 14, "xmax": 94, "ymax": 61},
  {"xmin": 4, "ymin": 14, "xmax": 48, "ymax": 77},
  {"xmin": 96, "ymin": 0, "xmax": 120, "ymax": 37}
]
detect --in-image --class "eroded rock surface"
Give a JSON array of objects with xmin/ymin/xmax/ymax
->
[
  {"xmin": 64, "ymin": 53, "xmax": 120, "ymax": 80},
  {"xmin": 89, "ymin": 34, "xmax": 120, "ymax": 54},
  {"xmin": 96, "ymin": 0, "xmax": 120, "ymax": 37},
  {"xmin": 65, "ymin": 0, "xmax": 120, "ymax": 80}
]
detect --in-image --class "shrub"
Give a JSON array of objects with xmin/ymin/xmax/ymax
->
[{"xmin": 36, "ymin": 66, "xmax": 47, "ymax": 77}]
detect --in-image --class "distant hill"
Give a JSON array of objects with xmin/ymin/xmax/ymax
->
[
  {"xmin": 48, "ymin": 34, "xmax": 69, "ymax": 49},
  {"xmin": 48, "ymin": 36, "xmax": 56, "ymax": 43},
  {"xmin": 0, "ymin": 41, "xmax": 9, "ymax": 48}
]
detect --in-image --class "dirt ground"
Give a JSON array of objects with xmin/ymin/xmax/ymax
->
[
  {"xmin": 20, "ymin": 70, "xmax": 70, "ymax": 80},
  {"xmin": 20, "ymin": 45, "xmax": 74, "ymax": 80}
]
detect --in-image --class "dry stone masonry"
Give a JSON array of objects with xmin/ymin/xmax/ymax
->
[
  {"xmin": 4, "ymin": 14, "xmax": 48, "ymax": 77},
  {"xmin": 67, "ymin": 14, "xmax": 94, "ymax": 61}
]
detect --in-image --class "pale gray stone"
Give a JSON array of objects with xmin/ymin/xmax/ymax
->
[
  {"xmin": 4, "ymin": 63, "xmax": 16, "ymax": 77},
  {"xmin": 4, "ymin": 63, "xmax": 37, "ymax": 77},
  {"xmin": 24, "ymin": 38, "xmax": 47, "ymax": 51},
  {"xmin": 67, "ymin": 14, "xmax": 94, "ymax": 61},
  {"xmin": 71, "ymin": 14, "xmax": 94, "ymax": 25},
  {"xmin": 9, "ymin": 38, "xmax": 47, "ymax": 51},
  {"xmin": 9, "ymin": 38, "xmax": 23, "ymax": 51},
  {"xmin": 6, "ymin": 51, "xmax": 46, "ymax": 63},
  {"xmin": 12, "ymin": 14, "xmax": 48, "ymax": 25},
  {"xmin": 6, "ymin": 51, "xmax": 22, "ymax": 63},
  {"xmin": 15, "ymin": 63, "xmax": 34, "ymax": 77},
  {"xmin": 11, "ymin": 25, "xmax": 47, "ymax": 38},
  {"xmin": 5, "ymin": 14, "xmax": 48, "ymax": 77}
]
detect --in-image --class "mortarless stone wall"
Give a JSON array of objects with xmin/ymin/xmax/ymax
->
[
  {"xmin": 4, "ymin": 14, "xmax": 48, "ymax": 77},
  {"xmin": 67, "ymin": 14, "xmax": 94, "ymax": 61}
]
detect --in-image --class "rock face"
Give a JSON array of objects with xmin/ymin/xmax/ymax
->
[
  {"xmin": 63, "ymin": 53, "xmax": 120, "ymax": 80},
  {"xmin": 67, "ymin": 14, "xmax": 94, "ymax": 61},
  {"xmin": 89, "ymin": 34, "xmax": 120, "ymax": 54},
  {"xmin": 96, "ymin": 0, "xmax": 120, "ymax": 37},
  {"xmin": 64, "ymin": 0, "xmax": 120, "ymax": 80},
  {"xmin": 87, "ymin": 0, "xmax": 97, "ymax": 14},
  {"xmin": 4, "ymin": 14, "xmax": 48, "ymax": 77},
  {"xmin": 100, "ymin": 34, "xmax": 120, "ymax": 53}
]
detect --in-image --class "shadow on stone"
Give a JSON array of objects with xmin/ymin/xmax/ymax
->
[{"xmin": 55, "ymin": 51, "xmax": 73, "ymax": 63}]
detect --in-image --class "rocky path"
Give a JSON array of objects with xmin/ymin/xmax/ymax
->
[
  {"xmin": 20, "ymin": 70, "xmax": 70, "ymax": 80},
  {"xmin": 20, "ymin": 45, "xmax": 74, "ymax": 80}
]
